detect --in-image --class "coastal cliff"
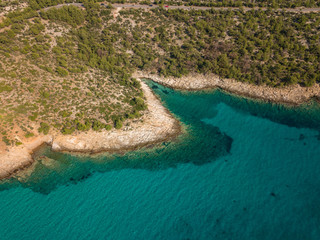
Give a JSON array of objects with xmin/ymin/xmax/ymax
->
[
  {"xmin": 134, "ymin": 72, "xmax": 320, "ymax": 105},
  {"xmin": 0, "ymin": 81, "xmax": 181, "ymax": 179}
]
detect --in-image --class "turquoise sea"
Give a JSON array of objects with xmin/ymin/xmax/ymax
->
[{"xmin": 1, "ymin": 81, "xmax": 320, "ymax": 240}]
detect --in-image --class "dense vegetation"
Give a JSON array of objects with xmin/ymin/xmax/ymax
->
[
  {"xmin": 143, "ymin": 8, "xmax": 320, "ymax": 86},
  {"xmin": 0, "ymin": 0, "xmax": 319, "ymax": 147},
  {"xmin": 102, "ymin": 6, "xmax": 319, "ymax": 86}
]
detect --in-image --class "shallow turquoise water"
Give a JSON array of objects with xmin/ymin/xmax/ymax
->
[{"xmin": 1, "ymin": 82, "xmax": 320, "ymax": 239}]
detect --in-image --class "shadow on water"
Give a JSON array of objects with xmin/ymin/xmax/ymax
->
[
  {"xmin": 0, "ymin": 122, "xmax": 232, "ymax": 194},
  {"xmin": 2, "ymin": 80, "xmax": 320, "ymax": 194},
  {"xmin": 0, "ymin": 81, "xmax": 235, "ymax": 194},
  {"xmin": 211, "ymin": 90, "xmax": 320, "ymax": 131}
]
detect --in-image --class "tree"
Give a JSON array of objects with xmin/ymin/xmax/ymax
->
[
  {"xmin": 114, "ymin": 119, "xmax": 123, "ymax": 129},
  {"xmin": 38, "ymin": 122, "xmax": 50, "ymax": 135}
]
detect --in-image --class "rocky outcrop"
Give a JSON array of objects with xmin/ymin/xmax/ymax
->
[
  {"xmin": 0, "ymin": 136, "xmax": 52, "ymax": 179},
  {"xmin": 134, "ymin": 71, "xmax": 320, "ymax": 105}
]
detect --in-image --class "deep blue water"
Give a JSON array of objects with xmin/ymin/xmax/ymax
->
[{"xmin": 1, "ymin": 82, "xmax": 320, "ymax": 239}]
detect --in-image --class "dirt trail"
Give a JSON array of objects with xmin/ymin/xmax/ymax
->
[{"xmin": 43, "ymin": 3, "xmax": 320, "ymax": 13}]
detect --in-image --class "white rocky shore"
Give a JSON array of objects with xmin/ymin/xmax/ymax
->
[
  {"xmin": 0, "ymin": 81, "xmax": 181, "ymax": 179},
  {"xmin": 2, "ymin": 71, "xmax": 319, "ymax": 179},
  {"xmin": 134, "ymin": 71, "xmax": 320, "ymax": 105}
]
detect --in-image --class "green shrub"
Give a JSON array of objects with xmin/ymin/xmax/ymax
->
[
  {"xmin": 59, "ymin": 110, "xmax": 72, "ymax": 118},
  {"xmin": 25, "ymin": 132, "xmax": 35, "ymax": 138},
  {"xmin": 0, "ymin": 82, "xmax": 13, "ymax": 93},
  {"xmin": 56, "ymin": 67, "xmax": 69, "ymax": 77},
  {"xmin": 38, "ymin": 122, "xmax": 50, "ymax": 135},
  {"xmin": 2, "ymin": 136, "xmax": 11, "ymax": 146},
  {"xmin": 61, "ymin": 127, "xmax": 75, "ymax": 135},
  {"xmin": 28, "ymin": 112, "xmax": 38, "ymax": 121},
  {"xmin": 92, "ymin": 119, "xmax": 105, "ymax": 131},
  {"xmin": 114, "ymin": 119, "xmax": 123, "ymax": 129}
]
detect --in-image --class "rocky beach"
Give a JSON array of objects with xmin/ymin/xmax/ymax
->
[{"xmin": 134, "ymin": 72, "xmax": 320, "ymax": 105}]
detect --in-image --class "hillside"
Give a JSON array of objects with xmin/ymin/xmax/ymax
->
[{"xmin": 0, "ymin": 0, "xmax": 319, "ymax": 149}]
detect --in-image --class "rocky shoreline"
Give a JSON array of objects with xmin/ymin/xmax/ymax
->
[
  {"xmin": 0, "ymin": 81, "xmax": 182, "ymax": 179},
  {"xmin": 134, "ymin": 71, "xmax": 320, "ymax": 105},
  {"xmin": 2, "ymin": 72, "xmax": 320, "ymax": 179}
]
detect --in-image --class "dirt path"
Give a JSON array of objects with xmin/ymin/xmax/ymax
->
[{"xmin": 42, "ymin": 2, "xmax": 320, "ymax": 13}]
